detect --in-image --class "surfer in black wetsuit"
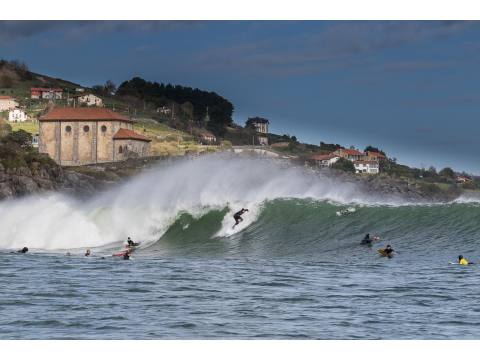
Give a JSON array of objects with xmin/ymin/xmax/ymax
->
[
  {"xmin": 361, "ymin": 234, "xmax": 371, "ymax": 245},
  {"xmin": 233, "ymin": 208, "xmax": 249, "ymax": 228},
  {"xmin": 18, "ymin": 247, "xmax": 28, "ymax": 253},
  {"xmin": 127, "ymin": 237, "xmax": 139, "ymax": 248}
]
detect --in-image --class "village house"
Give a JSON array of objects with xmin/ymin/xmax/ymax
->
[
  {"xmin": 0, "ymin": 96, "xmax": 19, "ymax": 111},
  {"xmin": 31, "ymin": 88, "xmax": 63, "ymax": 100},
  {"xmin": 73, "ymin": 93, "xmax": 103, "ymax": 107},
  {"xmin": 365, "ymin": 150, "xmax": 386, "ymax": 162},
  {"xmin": 308, "ymin": 153, "xmax": 340, "ymax": 168},
  {"xmin": 199, "ymin": 131, "xmax": 216, "ymax": 144},
  {"xmin": 39, "ymin": 107, "xmax": 151, "ymax": 166},
  {"xmin": 333, "ymin": 148, "xmax": 365, "ymax": 161},
  {"xmin": 456, "ymin": 175, "xmax": 472, "ymax": 183},
  {"xmin": 193, "ymin": 128, "xmax": 217, "ymax": 144},
  {"xmin": 157, "ymin": 106, "xmax": 171, "ymax": 115},
  {"xmin": 246, "ymin": 117, "xmax": 270, "ymax": 146},
  {"xmin": 8, "ymin": 109, "xmax": 28, "ymax": 122},
  {"xmin": 353, "ymin": 160, "xmax": 380, "ymax": 174}
]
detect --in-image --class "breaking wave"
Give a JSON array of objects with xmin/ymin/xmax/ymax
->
[{"xmin": 0, "ymin": 154, "xmax": 478, "ymax": 253}]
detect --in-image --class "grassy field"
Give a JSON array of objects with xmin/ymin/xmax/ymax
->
[
  {"xmin": 134, "ymin": 118, "xmax": 219, "ymax": 156},
  {"xmin": 9, "ymin": 121, "xmax": 39, "ymax": 134}
]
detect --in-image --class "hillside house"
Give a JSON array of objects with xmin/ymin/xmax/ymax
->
[
  {"xmin": 354, "ymin": 160, "xmax": 379, "ymax": 174},
  {"xmin": 73, "ymin": 93, "xmax": 103, "ymax": 107},
  {"xmin": 248, "ymin": 117, "xmax": 269, "ymax": 134},
  {"xmin": 365, "ymin": 151, "xmax": 386, "ymax": 162},
  {"xmin": 39, "ymin": 107, "xmax": 151, "ymax": 166},
  {"xmin": 8, "ymin": 109, "xmax": 28, "ymax": 122},
  {"xmin": 157, "ymin": 106, "xmax": 171, "ymax": 115},
  {"xmin": 456, "ymin": 175, "xmax": 472, "ymax": 183},
  {"xmin": 333, "ymin": 148, "xmax": 365, "ymax": 162},
  {"xmin": 0, "ymin": 96, "xmax": 19, "ymax": 111},
  {"xmin": 31, "ymin": 88, "xmax": 63, "ymax": 100},
  {"xmin": 308, "ymin": 153, "xmax": 340, "ymax": 168}
]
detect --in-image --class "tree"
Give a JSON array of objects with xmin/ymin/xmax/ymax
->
[
  {"xmin": 104, "ymin": 80, "xmax": 117, "ymax": 95},
  {"xmin": 364, "ymin": 145, "xmax": 386, "ymax": 155},
  {"xmin": 331, "ymin": 158, "xmax": 355, "ymax": 173},
  {"xmin": 116, "ymin": 77, "xmax": 234, "ymax": 135},
  {"xmin": 0, "ymin": 118, "xmax": 12, "ymax": 137},
  {"xmin": 319, "ymin": 141, "xmax": 342, "ymax": 152},
  {"xmin": 439, "ymin": 167, "xmax": 455, "ymax": 178},
  {"xmin": 3, "ymin": 129, "xmax": 32, "ymax": 148},
  {"xmin": 0, "ymin": 74, "xmax": 14, "ymax": 88}
]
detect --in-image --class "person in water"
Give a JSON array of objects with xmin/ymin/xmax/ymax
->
[
  {"xmin": 384, "ymin": 245, "xmax": 394, "ymax": 256},
  {"xmin": 85, "ymin": 249, "xmax": 91, "ymax": 257},
  {"xmin": 18, "ymin": 247, "xmax": 28, "ymax": 253},
  {"xmin": 361, "ymin": 234, "xmax": 371, "ymax": 245},
  {"xmin": 458, "ymin": 255, "xmax": 470, "ymax": 265},
  {"xmin": 233, "ymin": 208, "xmax": 249, "ymax": 228}
]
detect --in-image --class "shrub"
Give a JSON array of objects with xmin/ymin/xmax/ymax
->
[{"xmin": 331, "ymin": 158, "xmax": 355, "ymax": 173}]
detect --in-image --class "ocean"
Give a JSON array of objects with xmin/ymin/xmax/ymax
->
[{"xmin": 1, "ymin": 154, "xmax": 479, "ymax": 339}]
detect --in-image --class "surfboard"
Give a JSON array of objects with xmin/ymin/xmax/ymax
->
[
  {"xmin": 377, "ymin": 249, "xmax": 393, "ymax": 257},
  {"xmin": 449, "ymin": 262, "xmax": 474, "ymax": 266}
]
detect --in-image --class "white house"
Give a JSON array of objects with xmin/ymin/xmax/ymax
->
[
  {"xmin": 309, "ymin": 153, "xmax": 340, "ymax": 168},
  {"xmin": 0, "ymin": 96, "xmax": 19, "ymax": 111},
  {"xmin": 74, "ymin": 93, "xmax": 103, "ymax": 107},
  {"xmin": 354, "ymin": 160, "xmax": 380, "ymax": 174},
  {"xmin": 8, "ymin": 109, "xmax": 28, "ymax": 122},
  {"xmin": 31, "ymin": 88, "xmax": 63, "ymax": 100}
]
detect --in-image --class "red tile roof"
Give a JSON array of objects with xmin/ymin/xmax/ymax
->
[
  {"xmin": 40, "ymin": 107, "xmax": 133, "ymax": 122},
  {"xmin": 113, "ymin": 128, "xmax": 151, "ymax": 142},
  {"xmin": 367, "ymin": 151, "xmax": 386, "ymax": 158},
  {"xmin": 0, "ymin": 96, "xmax": 14, "ymax": 100},
  {"xmin": 341, "ymin": 149, "xmax": 364, "ymax": 156},
  {"xmin": 309, "ymin": 153, "xmax": 338, "ymax": 161},
  {"xmin": 31, "ymin": 88, "xmax": 63, "ymax": 92}
]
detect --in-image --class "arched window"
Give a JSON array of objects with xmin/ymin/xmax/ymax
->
[
  {"xmin": 83, "ymin": 125, "xmax": 90, "ymax": 133},
  {"xmin": 119, "ymin": 146, "xmax": 123, "ymax": 154},
  {"xmin": 101, "ymin": 125, "xmax": 107, "ymax": 132},
  {"xmin": 65, "ymin": 125, "xmax": 72, "ymax": 133}
]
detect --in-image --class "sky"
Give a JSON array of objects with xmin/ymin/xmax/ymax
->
[{"xmin": 1, "ymin": 20, "xmax": 480, "ymax": 173}]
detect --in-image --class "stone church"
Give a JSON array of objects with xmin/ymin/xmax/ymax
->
[{"xmin": 39, "ymin": 107, "xmax": 151, "ymax": 166}]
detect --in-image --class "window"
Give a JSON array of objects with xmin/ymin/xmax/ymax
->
[
  {"xmin": 119, "ymin": 146, "xmax": 123, "ymax": 154},
  {"xmin": 65, "ymin": 125, "xmax": 72, "ymax": 133},
  {"xmin": 101, "ymin": 125, "xmax": 107, "ymax": 132},
  {"xmin": 83, "ymin": 125, "xmax": 90, "ymax": 133}
]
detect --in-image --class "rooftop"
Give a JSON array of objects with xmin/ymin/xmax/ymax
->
[
  {"xmin": 31, "ymin": 88, "xmax": 63, "ymax": 92},
  {"xmin": 40, "ymin": 107, "xmax": 133, "ymax": 122},
  {"xmin": 339, "ymin": 149, "xmax": 364, "ymax": 156},
  {"xmin": 309, "ymin": 153, "xmax": 338, "ymax": 161},
  {"xmin": 113, "ymin": 128, "xmax": 151, "ymax": 142}
]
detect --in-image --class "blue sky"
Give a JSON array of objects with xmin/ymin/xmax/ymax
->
[{"xmin": 1, "ymin": 21, "xmax": 479, "ymax": 173}]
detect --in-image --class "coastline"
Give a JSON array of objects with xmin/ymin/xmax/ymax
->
[{"xmin": 0, "ymin": 152, "xmax": 469, "ymax": 203}]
